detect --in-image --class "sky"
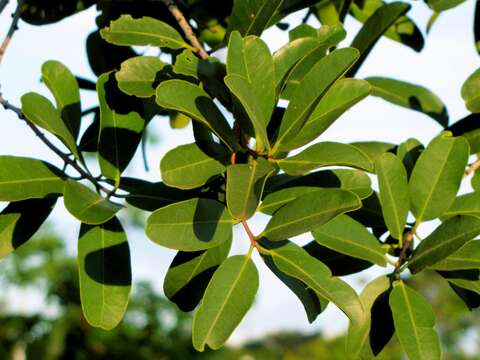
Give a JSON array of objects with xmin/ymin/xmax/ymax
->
[{"xmin": 0, "ymin": 0, "xmax": 479, "ymax": 346}]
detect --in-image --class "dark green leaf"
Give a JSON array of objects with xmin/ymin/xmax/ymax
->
[
  {"xmin": 396, "ymin": 138, "xmax": 424, "ymax": 178},
  {"xmin": 366, "ymin": 77, "xmax": 448, "ymax": 127},
  {"xmin": 426, "ymin": 0, "xmax": 466, "ymax": 12},
  {"xmin": 431, "ymin": 240, "xmax": 480, "ymax": 271},
  {"xmin": 462, "ymin": 68, "xmax": 480, "ymax": 113},
  {"xmin": 192, "ymin": 255, "xmax": 259, "ymax": 351},
  {"xmin": 145, "ymin": 198, "xmax": 234, "ymax": 251},
  {"xmin": 0, "ymin": 156, "xmax": 64, "ymax": 201},
  {"xmin": 261, "ymin": 189, "xmax": 361, "ymax": 241},
  {"xmin": 78, "ymin": 217, "xmax": 132, "ymax": 330},
  {"xmin": 227, "ymin": 0, "xmax": 283, "ymax": 36},
  {"xmin": 409, "ymin": 215, "xmax": 480, "ymax": 274}
]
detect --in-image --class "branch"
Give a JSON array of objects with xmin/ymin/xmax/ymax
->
[
  {"xmin": 0, "ymin": 94, "xmax": 121, "ymax": 198},
  {"xmin": 393, "ymin": 227, "xmax": 416, "ymax": 277},
  {"xmin": 159, "ymin": 0, "xmax": 209, "ymax": 60},
  {"xmin": 241, "ymin": 220, "xmax": 259, "ymax": 249},
  {"xmin": 465, "ymin": 159, "xmax": 480, "ymax": 177},
  {"xmin": 0, "ymin": 0, "xmax": 9, "ymax": 15},
  {"xmin": 0, "ymin": 0, "xmax": 22, "ymax": 65}
]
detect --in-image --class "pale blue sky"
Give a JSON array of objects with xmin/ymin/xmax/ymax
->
[{"xmin": 0, "ymin": 0, "xmax": 478, "ymax": 346}]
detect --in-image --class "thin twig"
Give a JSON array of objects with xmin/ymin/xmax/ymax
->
[
  {"xmin": 159, "ymin": 0, "xmax": 209, "ymax": 60},
  {"xmin": 393, "ymin": 228, "xmax": 415, "ymax": 277},
  {"xmin": 0, "ymin": 0, "xmax": 22, "ymax": 65},
  {"xmin": 0, "ymin": 94, "xmax": 121, "ymax": 198},
  {"xmin": 465, "ymin": 159, "xmax": 480, "ymax": 177},
  {"xmin": 241, "ymin": 220, "xmax": 259, "ymax": 249}
]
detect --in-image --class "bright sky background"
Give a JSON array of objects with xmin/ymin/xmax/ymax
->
[{"xmin": 0, "ymin": 0, "xmax": 478, "ymax": 346}]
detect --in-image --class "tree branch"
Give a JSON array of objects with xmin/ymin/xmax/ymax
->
[
  {"xmin": 0, "ymin": 0, "xmax": 22, "ymax": 65},
  {"xmin": 465, "ymin": 159, "xmax": 480, "ymax": 177},
  {"xmin": 0, "ymin": 94, "xmax": 123, "ymax": 198},
  {"xmin": 159, "ymin": 0, "xmax": 209, "ymax": 60},
  {"xmin": 241, "ymin": 220, "xmax": 259, "ymax": 248}
]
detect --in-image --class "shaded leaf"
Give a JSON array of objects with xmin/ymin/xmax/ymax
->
[
  {"xmin": 431, "ymin": 240, "xmax": 480, "ymax": 271},
  {"xmin": 396, "ymin": 138, "xmax": 424, "ymax": 178},
  {"xmin": 443, "ymin": 192, "xmax": 480, "ymax": 219},
  {"xmin": 227, "ymin": 0, "xmax": 283, "ymax": 36},
  {"xmin": 145, "ymin": 198, "xmax": 233, "ymax": 251},
  {"xmin": 192, "ymin": 255, "xmax": 259, "ymax": 351},
  {"xmin": 462, "ymin": 68, "xmax": 480, "ymax": 113}
]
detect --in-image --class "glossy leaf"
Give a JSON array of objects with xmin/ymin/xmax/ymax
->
[
  {"xmin": 100, "ymin": 15, "xmax": 192, "ymax": 50},
  {"xmin": 285, "ymin": 79, "xmax": 371, "ymax": 149},
  {"xmin": 389, "ymin": 282, "xmax": 441, "ymax": 360},
  {"xmin": 396, "ymin": 138, "xmax": 424, "ymax": 178},
  {"xmin": 375, "ymin": 153, "xmax": 409, "ymax": 240},
  {"xmin": 63, "ymin": 180, "xmax": 122, "ymax": 225},
  {"xmin": 409, "ymin": 215, "xmax": 480, "ymax": 274},
  {"xmin": 260, "ymin": 187, "xmax": 323, "ymax": 215},
  {"xmin": 97, "ymin": 72, "xmax": 146, "ymax": 186},
  {"xmin": 267, "ymin": 241, "xmax": 365, "ymax": 326},
  {"xmin": 145, "ymin": 198, "xmax": 234, "ymax": 251},
  {"xmin": 226, "ymin": 158, "xmax": 275, "ymax": 220},
  {"xmin": 273, "ymin": 47, "xmax": 360, "ymax": 153},
  {"xmin": 78, "ymin": 217, "xmax": 132, "ymax": 330},
  {"xmin": 161, "ymin": 143, "xmax": 227, "ymax": 190},
  {"xmin": 409, "ymin": 133, "xmax": 469, "ymax": 221},
  {"xmin": 21, "ymin": 92, "xmax": 80, "ymax": 159},
  {"xmin": 431, "ymin": 240, "xmax": 480, "ymax": 271},
  {"xmin": 156, "ymin": 79, "xmax": 239, "ymax": 151},
  {"xmin": 0, "ymin": 198, "xmax": 56, "ymax": 258},
  {"xmin": 164, "ymin": 239, "xmax": 232, "ymax": 312},
  {"xmin": 277, "ymin": 141, "xmax": 373, "ymax": 175},
  {"xmin": 312, "ymin": 215, "xmax": 386, "ymax": 266},
  {"xmin": 41, "ymin": 60, "xmax": 81, "ymax": 139},
  {"xmin": 367, "ymin": 77, "xmax": 448, "ymax": 127},
  {"xmin": 350, "ymin": 0, "xmax": 424, "ymax": 52},
  {"xmin": 462, "ymin": 68, "xmax": 480, "ymax": 113},
  {"xmin": 225, "ymin": 33, "xmax": 275, "ymax": 150},
  {"xmin": 346, "ymin": 276, "xmax": 394, "ymax": 359},
  {"xmin": 227, "ymin": 0, "xmax": 283, "ymax": 36},
  {"xmin": 192, "ymin": 255, "xmax": 259, "ymax": 351},
  {"xmin": 351, "ymin": 141, "xmax": 396, "ymax": 163},
  {"xmin": 116, "ymin": 56, "xmax": 167, "ymax": 98},
  {"xmin": 261, "ymin": 189, "xmax": 361, "ymax": 241},
  {"xmin": 443, "ymin": 192, "xmax": 480, "ymax": 219},
  {"xmin": 0, "ymin": 156, "xmax": 64, "ymax": 201},
  {"xmin": 348, "ymin": 2, "xmax": 411, "ymax": 76}
]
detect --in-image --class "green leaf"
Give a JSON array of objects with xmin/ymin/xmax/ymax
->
[
  {"xmin": 389, "ymin": 281, "xmax": 441, "ymax": 360},
  {"xmin": 447, "ymin": 114, "xmax": 480, "ymax": 154},
  {"xmin": 227, "ymin": 0, "xmax": 283, "ymax": 36},
  {"xmin": 273, "ymin": 47, "xmax": 360, "ymax": 153},
  {"xmin": 313, "ymin": 0, "xmax": 340, "ymax": 25},
  {"xmin": 280, "ymin": 25, "xmax": 347, "ymax": 100},
  {"xmin": 350, "ymin": 0, "xmax": 424, "ymax": 52},
  {"xmin": 124, "ymin": 180, "xmax": 202, "ymax": 212},
  {"xmin": 348, "ymin": 2, "xmax": 411, "ymax": 76},
  {"xmin": 366, "ymin": 77, "xmax": 448, "ymax": 127},
  {"xmin": 78, "ymin": 217, "xmax": 132, "ymax": 330},
  {"xmin": 160, "ymin": 143, "xmax": 227, "ymax": 190},
  {"xmin": 273, "ymin": 37, "xmax": 318, "ymax": 91},
  {"xmin": 261, "ymin": 189, "xmax": 361, "ymax": 241},
  {"xmin": 288, "ymin": 24, "xmax": 319, "ymax": 40},
  {"xmin": 116, "ymin": 56, "xmax": 167, "ymax": 98},
  {"xmin": 346, "ymin": 276, "xmax": 393, "ymax": 360},
  {"xmin": 462, "ymin": 68, "xmax": 480, "ymax": 113},
  {"xmin": 155, "ymin": 79, "xmax": 239, "ymax": 151},
  {"xmin": 267, "ymin": 241, "xmax": 365, "ymax": 325},
  {"xmin": 375, "ymin": 153, "xmax": 409, "ymax": 240},
  {"xmin": 63, "ymin": 180, "xmax": 122, "ymax": 225},
  {"xmin": 443, "ymin": 192, "xmax": 480, "ymax": 219},
  {"xmin": 164, "ymin": 239, "xmax": 232, "ymax": 312},
  {"xmin": 350, "ymin": 191, "xmax": 388, "ymax": 230},
  {"xmin": 226, "ymin": 158, "xmax": 275, "ymax": 220},
  {"xmin": 41, "ymin": 60, "xmax": 81, "ymax": 139},
  {"xmin": 192, "ymin": 255, "xmax": 259, "ymax": 351},
  {"xmin": 260, "ymin": 187, "xmax": 324, "ymax": 215},
  {"xmin": 409, "ymin": 215, "xmax": 480, "ymax": 274},
  {"xmin": 260, "ymin": 246, "xmax": 328, "ymax": 323},
  {"xmin": 312, "ymin": 215, "xmax": 386, "ymax": 266},
  {"xmin": 473, "ymin": 171, "xmax": 480, "ymax": 192},
  {"xmin": 145, "ymin": 198, "xmax": 234, "ymax": 251},
  {"xmin": 351, "ymin": 141, "xmax": 396, "ymax": 163},
  {"xmin": 426, "ymin": 0, "xmax": 466, "ymax": 12},
  {"xmin": 21, "ymin": 92, "xmax": 80, "ymax": 159},
  {"xmin": 100, "ymin": 15, "xmax": 192, "ymax": 50},
  {"xmin": 448, "ymin": 278, "xmax": 480, "ymax": 295},
  {"xmin": 284, "ymin": 79, "xmax": 371, "ymax": 149},
  {"xmin": 0, "ymin": 198, "xmax": 56, "ymax": 258},
  {"xmin": 264, "ymin": 169, "xmax": 372, "ymax": 200},
  {"xmin": 225, "ymin": 33, "xmax": 275, "ymax": 150},
  {"xmin": 21, "ymin": 0, "xmax": 96, "ymax": 25},
  {"xmin": 409, "ymin": 133, "xmax": 469, "ymax": 222},
  {"xmin": 277, "ymin": 141, "xmax": 373, "ymax": 175},
  {"xmin": 0, "ymin": 156, "xmax": 64, "ymax": 201},
  {"xmin": 304, "ymin": 241, "xmax": 374, "ymax": 276},
  {"xmin": 396, "ymin": 138, "xmax": 424, "ymax": 178},
  {"xmin": 97, "ymin": 72, "xmax": 146, "ymax": 186},
  {"xmin": 431, "ymin": 240, "xmax": 480, "ymax": 271}
]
